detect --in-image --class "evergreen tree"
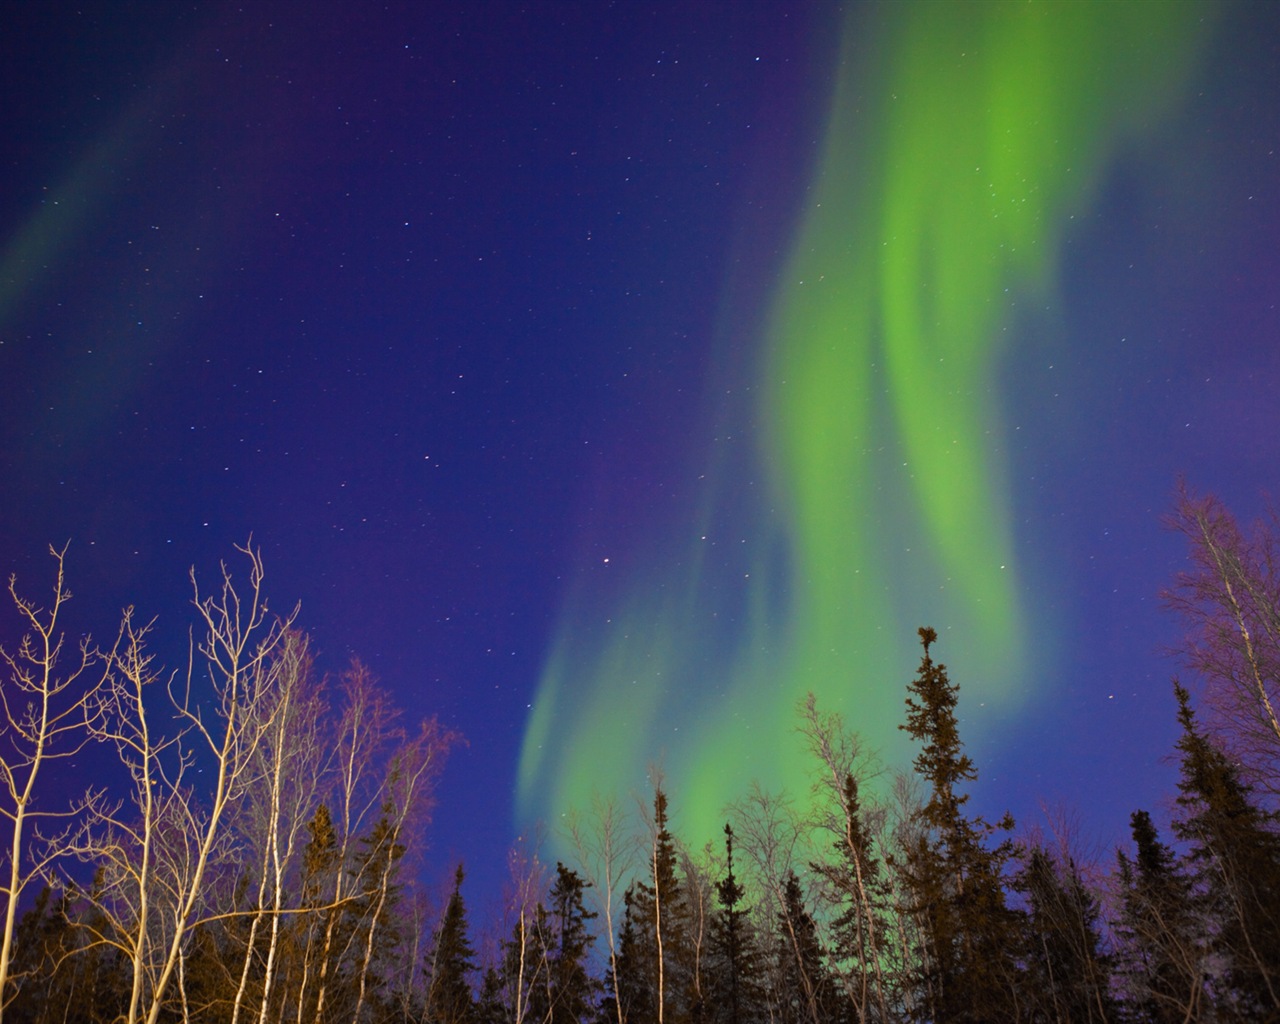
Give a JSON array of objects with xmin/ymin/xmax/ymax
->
[
  {"xmin": 1114, "ymin": 810, "xmax": 1204, "ymax": 1024},
  {"xmin": 348, "ymin": 806, "xmax": 411, "ymax": 1021},
  {"xmin": 62, "ymin": 878, "xmax": 129, "ymax": 1024},
  {"xmin": 706, "ymin": 825, "xmax": 763, "ymax": 1024},
  {"xmin": 426, "ymin": 866, "xmax": 477, "ymax": 1024},
  {"xmin": 498, "ymin": 900, "xmax": 552, "ymax": 1024},
  {"xmin": 608, "ymin": 885, "xmax": 654, "ymax": 1024},
  {"xmin": 5, "ymin": 886, "xmax": 56, "ymax": 1023},
  {"xmin": 1172, "ymin": 682, "xmax": 1280, "ymax": 1020},
  {"xmin": 895, "ymin": 627, "xmax": 1021, "ymax": 1023},
  {"xmin": 610, "ymin": 789, "xmax": 692, "ymax": 1024},
  {"xmin": 291, "ymin": 802, "xmax": 343, "ymax": 1024},
  {"xmin": 545, "ymin": 863, "xmax": 601, "ymax": 1024},
  {"xmin": 821, "ymin": 775, "xmax": 889, "ymax": 1024},
  {"xmin": 474, "ymin": 965, "xmax": 508, "ymax": 1024},
  {"xmin": 4, "ymin": 887, "xmax": 86, "ymax": 1024},
  {"xmin": 1013, "ymin": 844, "xmax": 1115, "ymax": 1023},
  {"xmin": 771, "ymin": 872, "xmax": 837, "ymax": 1024}
]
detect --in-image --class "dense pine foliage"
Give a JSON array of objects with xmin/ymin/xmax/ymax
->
[{"xmin": 3, "ymin": 491, "xmax": 1280, "ymax": 1023}]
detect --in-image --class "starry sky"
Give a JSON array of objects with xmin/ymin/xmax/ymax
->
[{"xmin": 3, "ymin": 1, "xmax": 1280, "ymax": 899}]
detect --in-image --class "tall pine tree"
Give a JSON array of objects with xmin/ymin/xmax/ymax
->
[
  {"xmin": 425, "ymin": 866, "xmax": 477, "ymax": 1024},
  {"xmin": 545, "ymin": 863, "xmax": 601, "ymax": 1024},
  {"xmin": 1172, "ymin": 682, "xmax": 1280, "ymax": 1020},
  {"xmin": 1114, "ymin": 810, "xmax": 1204, "ymax": 1024},
  {"xmin": 771, "ymin": 872, "xmax": 837, "ymax": 1024},
  {"xmin": 1013, "ymin": 844, "xmax": 1115, "ymax": 1023},
  {"xmin": 607, "ymin": 789, "xmax": 692, "ymax": 1024},
  {"xmin": 706, "ymin": 825, "xmax": 764, "ymax": 1024},
  {"xmin": 895, "ymin": 627, "xmax": 1021, "ymax": 1023}
]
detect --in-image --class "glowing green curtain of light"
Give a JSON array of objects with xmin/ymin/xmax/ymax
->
[{"xmin": 519, "ymin": 1, "xmax": 1203, "ymax": 834}]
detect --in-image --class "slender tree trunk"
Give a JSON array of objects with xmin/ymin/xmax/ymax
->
[
  {"xmin": 352, "ymin": 829, "xmax": 398, "ymax": 1024},
  {"xmin": 653, "ymin": 839, "xmax": 664, "ymax": 1024},
  {"xmin": 0, "ymin": 550, "xmax": 95, "ymax": 1023},
  {"xmin": 230, "ymin": 862, "xmax": 272, "ymax": 1024}
]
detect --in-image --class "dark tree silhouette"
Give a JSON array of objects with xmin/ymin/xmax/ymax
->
[
  {"xmin": 895, "ymin": 627, "xmax": 1021, "ymax": 1023},
  {"xmin": 426, "ymin": 866, "xmax": 477, "ymax": 1024},
  {"xmin": 771, "ymin": 872, "xmax": 836, "ymax": 1024},
  {"xmin": 1114, "ymin": 810, "xmax": 1204, "ymax": 1024},
  {"xmin": 706, "ymin": 825, "xmax": 764, "ymax": 1024},
  {"xmin": 1172, "ymin": 682, "xmax": 1280, "ymax": 1019},
  {"xmin": 1013, "ymin": 844, "xmax": 1115, "ymax": 1023}
]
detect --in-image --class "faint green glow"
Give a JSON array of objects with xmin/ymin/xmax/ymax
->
[
  {"xmin": 0, "ymin": 85, "xmax": 164, "ymax": 324},
  {"xmin": 520, "ymin": 2, "xmax": 1203, "ymax": 833}
]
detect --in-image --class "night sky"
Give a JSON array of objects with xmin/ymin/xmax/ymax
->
[{"xmin": 3, "ymin": 1, "xmax": 1280, "ymax": 900}]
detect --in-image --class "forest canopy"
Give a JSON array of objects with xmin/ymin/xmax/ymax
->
[{"xmin": 2, "ymin": 490, "xmax": 1279, "ymax": 1024}]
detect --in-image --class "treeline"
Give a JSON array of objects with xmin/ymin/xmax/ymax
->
[{"xmin": 2, "ymin": 491, "xmax": 1280, "ymax": 1023}]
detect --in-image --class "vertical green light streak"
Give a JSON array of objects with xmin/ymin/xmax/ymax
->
[{"xmin": 520, "ymin": 2, "xmax": 1203, "ymax": 833}]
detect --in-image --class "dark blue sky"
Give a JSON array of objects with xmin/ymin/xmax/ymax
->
[{"xmin": 3, "ymin": 1, "xmax": 1279, "ymax": 900}]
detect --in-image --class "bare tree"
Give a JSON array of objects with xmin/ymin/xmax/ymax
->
[
  {"xmin": 389, "ymin": 887, "xmax": 437, "ymax": 1024},
  {"xmin": 882, "ymin": 770, "xmax": 929, "ymax": 1021},
  {"xmin": 139, "ymin": 542, "xmax": 293, "ymax": 1024},
  {"xmin": 796, "ymin": 694, "xmax": 890, "ymax": 1024},
  {"xmin": 728, "ymin": 783, "xmax": 806, "ymax": 933},
  {"xmin": 299, "ymin": 661, "xmax": 398, "ymax": 1024},
  {"xmin": 565, "ymin": 795, "xmax": 636, "ymax": 1024},
  {"xmin": 502, "ymin": 837, "xmax": 548, "ymax": 1024},
  {"xmin": 678, "ymin": 844, "xmax": 713, "ymax": 1021},
  {"xmin": 728, "ymin": 784, "xmax": 826, "ymax": 1024},
  {"xmin": 223, "ymin": 629, "xmax": 328, "ymax": 1024},
  {"xmin": 1166, "ymin": 487, "xmax": 1280, "ymax": 795},
  {"xmin": 3, "ymin": 541, "xmax": 461, "ymax": 1024},
  {"xmin": 39, "ymin": 544, "xmax": 293, "ymax": 1024},
  {"xmin": 67, "ymin": 608, "xmax": 178, "ymax": 1024},
  {"xmin": 0, "ymin": 545, "xmax": 98, "ymax": 1021},
  {"xmin": 350, "ymin": 716, "xmax": 456, "ymax": 1024},
  {"xmin": 298, "ymin": 660, "xmax": 460, "ymax": 1024}
]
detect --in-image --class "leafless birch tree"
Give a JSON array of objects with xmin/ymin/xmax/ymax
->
[
  {"xmin": 728, "ymin": 784, "xmax": 821, "ymax": 1024},
  {"xmin": 15, "ymin": 543, "xmax": 293, "ymax": 1024},
  {"xmin": 1167, "ymin": 487, "xmax": 1280, "ymax": 795},
  {"xmin": 566, "ymin": 795, "xmax": 635, "ymax": 1024},
  {"xmin": 0, "ymin": 545, "xmax": 98, "ymax": 1021},
  {"xmin": 797, "ymin": 694, "xmax": 889, "ymax": 1023},
  {"xmin": 350, "ymin": 716, "xmax": 455, "ymax": 1023},
  {"xmin": 226, "ymin": 628, "xmax": 327, "ymax": 1024}
]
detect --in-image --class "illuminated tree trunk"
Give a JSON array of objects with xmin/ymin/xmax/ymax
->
[{"xmin": 0, "ymin": 546, "xmax": 97, "ymax": 1023}]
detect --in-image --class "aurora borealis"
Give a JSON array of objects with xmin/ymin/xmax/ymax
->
[
  {"xmin": 3, "ymin": 1, "xmax": 1280, "ymax": 896},
  {"xmin": 519, "ymin": 2, "xmax": 1205, "ymax": 833}
]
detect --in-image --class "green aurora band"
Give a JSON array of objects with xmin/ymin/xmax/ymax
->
[{"xmin": 519, "ymin": 2, "xmax": 1204, "ymax": 832}]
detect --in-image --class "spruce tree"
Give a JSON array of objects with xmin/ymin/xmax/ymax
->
[
  {"xmin": 498, "ymin": 865, "xmax": 600, "ymax": 1024},
  {"xmin": 895, "ymin": 626, "xmax": 1021, "ymax": 1023},
  {"xmin": 426, "ymin": 866, "xmax": 477, "ymax": 1024},
  {"xmin": 546, "ymin": 863, "xmax": 601, "ymax": 1024},
  {"xmin": 1013, "ymin": 844, "xmax": 1115, "ymax": 1023},
  {"xmin": 822, "ymin": 774, "xmax": 889, "ymax": 1023},
  {"xmin": 615, "ymin": 788, "xmax": 692, "ymax": 1024},
  {"xmin": 474, "ymin": 966, "xmax": 508, "ymax": 1024},
  {"xmin": 609, "ymin": 885, "xmax": 655, "ymax": 1024},
  {"xmin": 706, "ymin": 825, "xmax": 763, "ymax": 1024},
  {"xmin": 501, "ymin": 901, "xmax": 553, "ymax": 1024},
  {"xmin": 348, "ymin": 806, "xmax": 410, "ymax": 1018},
  {"xmin": 771, "ymin": 872, "xmax": 836, "ymax": 1024},
  {"xmin": 1114, "ymin": 810, "xmax": 1204, "ymax": 1024},
  {"xmin": 293, "ymin": 802, "xmax": 343, "ymax": 1023},
  {"xmin": 1172, "ymin": 682, "xmax": 1280, "ymax": 1020}
]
